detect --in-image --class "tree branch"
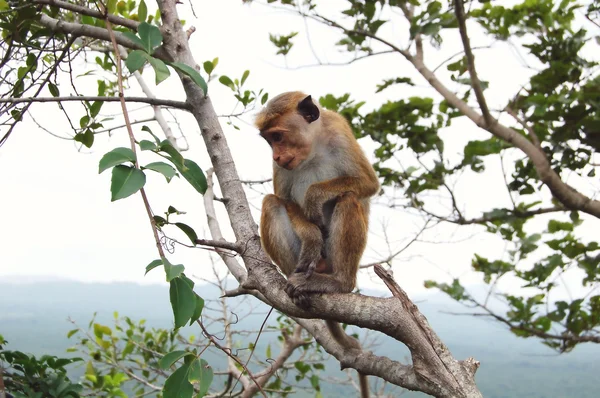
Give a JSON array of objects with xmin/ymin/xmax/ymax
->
[
  {"xmin": 0, "ymin": 95, "xmax": 190, "ymax": 109},
  {"xmin": 34, "ymin": 0, "xmax": 139, "ymax": 31},
  {"xmin": 37, "ymin": 14, "xmax": 169, "ymax": 60},
  {"xmin": 300, "ymin": 8, "xmax": 600, "ymax": 219},
  {"xmin": 454, "ymin": 0, "xmax": 493, "ymax": 127}
]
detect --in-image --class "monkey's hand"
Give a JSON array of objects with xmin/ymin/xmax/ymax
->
[
  {"xmin": 303, "ymin": 185, "xmax": 329, "ymax": 228},
  {"xmin": 295, "ymin": 236, "xmax": 323, "ymax": 277}
]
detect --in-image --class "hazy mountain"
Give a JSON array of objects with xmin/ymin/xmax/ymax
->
[{"xmin": 1, "ymin": 279, "xmax": 598, "ymax": 397}]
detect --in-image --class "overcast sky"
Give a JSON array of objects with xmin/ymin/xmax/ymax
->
[{"xmin": 1, "ymin": 0, "xmax": 597, "ymax": 300}]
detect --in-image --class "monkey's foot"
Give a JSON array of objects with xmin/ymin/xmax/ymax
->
[{"xmin": 285, "ymin": 274, "xmax": 313, "ymax": 309}]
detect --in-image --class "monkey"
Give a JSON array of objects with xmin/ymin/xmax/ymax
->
[{"xmin": 255, "ymin": 92, "xmax": 379, "ymax": 398}]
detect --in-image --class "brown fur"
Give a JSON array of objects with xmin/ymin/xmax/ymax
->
[{"xmin": 257, "ymin": 92, "xmax": 379, "ymax": 398}]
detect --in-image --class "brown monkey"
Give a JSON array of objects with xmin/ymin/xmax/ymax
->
[{"xmin": 256, "ymin": 92, "xmax": 379, "ymax": 398}]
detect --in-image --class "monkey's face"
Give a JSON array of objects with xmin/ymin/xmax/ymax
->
[
  {"xmin": 256, "ymin": 93, "xmax": 321, "ymax": 171},
  {"xmin": 261, "ymin": 122, "xmax": 312, "ymax": 170}
]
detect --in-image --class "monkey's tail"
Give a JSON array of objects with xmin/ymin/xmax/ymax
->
[
  {"xmin": 325, "ymin": 320, "xmax": 370, "ymax": 398},
  {"xmin": 359, "ymin": 372, "xmax": 370, "ymax": 398}
]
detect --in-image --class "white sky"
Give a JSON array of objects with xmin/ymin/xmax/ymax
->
[{"xmin": 1, "ymin": 0, "xmax": 598, "ymax": 301}]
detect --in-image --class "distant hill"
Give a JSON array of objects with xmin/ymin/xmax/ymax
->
[{"xmin": 1, "ymin": 279, "xmax": 598, "ymax": 397}]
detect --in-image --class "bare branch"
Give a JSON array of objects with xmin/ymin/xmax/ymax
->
[
  {"xmin": 454, "ymin": 0, "xmax": 493, "ymax": 126},
  {"xmin": 202, "ymin": 169, "xmax": 249, "ymax": 282},
  {"xmin": 34, "ymin": 0, "xmax": 139, "ymax": 30},
  {"xmin": 1, "ymin": 35, "xmax": 77, "ymax": 147},
  {"xmin": 505, "ymin": 106, "xmax": 542, "ymax": 149},
  {"xmin": 195, "ymin": 238, "xmax": 242, "ymax": 253},
  {"xmin": 0, "ymin": 95, "xmax": 190, "ymax": 109},
  {"xmin": 119, "ymin": 46, "xmax": 182, "ymax": 149},
  {"xmin": 198, "ymin": 320, "xmax": 268, "ymax": 398}
]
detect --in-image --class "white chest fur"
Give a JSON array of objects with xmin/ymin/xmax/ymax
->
[{"xmin": 278, "ymin": 150, "xmax": 341, "ymax": 206}]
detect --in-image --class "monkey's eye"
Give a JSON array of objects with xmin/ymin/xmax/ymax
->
[{"xmin": 271, "ymin": 132, "xmax": 283, "ymax": 143}]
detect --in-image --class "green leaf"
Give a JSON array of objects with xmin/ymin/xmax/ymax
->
[
  {"xmin": 99, "ymin": 147, "xmax": 137, "ymax": 173},
  {"xmin": 122, "ymin": 31, "xmax": 147, "ymax": 50},
  {"xmin": 163, "ymin": 362, "xmax": 193, "ymax": 398},
  {"xmin": 218, "ymin": 75, "xmax": 234, "ymax": 90},
  {"xmin": 142, "ymin": 125, "xmax": 162, "ymax": 144},
  {"xmin": 159, "ymin": 350, "xmax": 192, "ymax": 370},
  {"xmin": 159, "ymin": 140, "xmax": 185, "ymax": 168},
  {"xmin": 122, "ymin": 343, "xmax": 134, "ymax": 359},
  {"xmin": 174, "ymin": 222, "xmax": 198, "ymax": 244},
  {"xmin": 137, "ymin": 22, "xmax": 163, "ymax": 53},
  {"xmin": 163, "ymin": 257, "xmax": 185, "ymax": 282},
  {"xmin": 169, "ymin": 277, "xmax": 196, "ymax": 328},
  {"xmin": 93, "ymin": 323, "xmax": 112, "ymax": 338},
  {"xmin": 189, "ymin": 358, "xmax": 212, "ymax": 397},
  {"xmin": 189, "ymin": 294, "xmax": 204, "ymax": 325},
  {"xmin": 169, "ymin": 62, "xmax": 208, "ymax": 95},
  {"xmin": 148, "ymin": 56, "xmax": 171, "ymax": 84},
  {"xmin": 80, "ymin": 115, "xmax": 90, "ymax": 129},
  {"xmin": 203, "ymin": 60, "xmax": 214, "ymax": 75},
  {"xmin": 154, "ymin": 215, "xmax": 167, "ymax": 227},
  {"xmin": 89, "ymin": 101, "xmax": 103, "ymax": 118},
  {"xmin": 138, "ymin": 0, "xmax": 148, "ymax": 22},
  {"xmin": 241, "ymin": 70, "xmax": 250, "ymax": 85},
  {"xmin": 167, "ymin": 205, "xmax": 181, "ymax": 214},
  {"xmin": 125, "ymin": 50, "xmax": 148, "ymax": 72},
  {"xmin": 178, "ymin": 159, "xmax": 207, "ymax": 194},
  {"xmin": 107, "ymin": 0, "xmax": 117, "ymax": 14},
  {"xmin": 67, "ymin": 329, "xmax": 79, "ymax": 338},
  {"xmin": 110, "ymin": 165, "xmax": 146, "ymax": 201},
  {"xmin": 139, "ymin": 140, "xmax": 157, "ymax": 151},
  {"xmin": 145, "ymin": 259, "xmax": 163, "ymax": 275},
  {"xmin": 143, "ymin": 161, "xmax": 177, "ymax": 182},
  {"xmin": 48, "ymin": 82, "xmax": 60, "ymax": 97},
  {"xmin": 74, "ymin": 129, "xmax": 94, "ymax": 148}
]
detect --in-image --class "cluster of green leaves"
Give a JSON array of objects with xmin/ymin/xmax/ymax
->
[
  {"xmin": 124, "ymin": 22, "xmax": 208, "ymax": 94},
  {"xmin": 270, "ymin": 0, "xmax": 600, "ymax": 351},
  {"xmin": 0, "ymin": 334, "xmax": 83, "ymax": 398},
  {"xmin": 68, "ymin": 314, "xmax": 213, "ymax": 398},
  {"xmin": 98, "ymin": 125, "xmax": 207, "ymax": 335},
  {"xmin": 98, "ymin": 126, "xmax": 206, "ymax": 201},
  {"xmin": 269, "ymin": 32, "xmax": 298, "ymax": 56},
  {"xmin": 217, "ymin": 69, "xmax": 269, "ymax": 129}
]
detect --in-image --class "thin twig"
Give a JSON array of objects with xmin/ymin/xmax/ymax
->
[
  {"xmin": 454, "ymin": 0, "xmax": 493, "ymax": 126},
  {"xmin": 198, "ymin": 320, "xmax": 268, "ymax": 398},
  {"xmin": 100, "ymin": 1, "xmax": 166, "ymax": 260},
  {"xmin": 0, "ymin": 95, "xmax": 190, "ymax": 109}
]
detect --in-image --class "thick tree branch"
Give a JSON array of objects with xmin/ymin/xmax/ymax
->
[{"xmin": 0, "ymin": 95, "xmax": 190, "ymax": 109}]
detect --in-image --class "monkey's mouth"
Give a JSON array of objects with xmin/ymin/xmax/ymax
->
[{"xmin": 282, "ymin": 157, "xmax": 295, "ymax": 170}]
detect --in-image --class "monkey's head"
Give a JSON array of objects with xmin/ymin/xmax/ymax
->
[{"xmin": 255, "ymin": 92, "xmax": 321, "ymax": 170}]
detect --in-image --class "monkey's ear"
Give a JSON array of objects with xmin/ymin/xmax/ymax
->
[{"xmin": 298, "ymin": 95, "xmax": 320, "ymax": 123}]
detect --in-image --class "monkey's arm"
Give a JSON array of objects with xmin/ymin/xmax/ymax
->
[{"xmin": 304, "ymin": 172, "xmax": 379, "ymax": 227}]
